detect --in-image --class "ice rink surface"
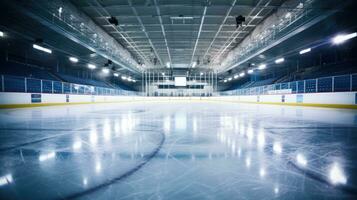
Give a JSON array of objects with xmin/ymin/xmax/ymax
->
[{"xmin": 0, "ymin": 101, "xmax": 357, "ymax": 199}]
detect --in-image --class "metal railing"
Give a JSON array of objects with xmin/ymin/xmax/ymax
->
[
  {"xmin": 220, "ymin": 74, "xmax": 357, "ymax": 96},
  {"xmin": 0, "ymin": 75, "xmax": 140, "ymax": 96}
]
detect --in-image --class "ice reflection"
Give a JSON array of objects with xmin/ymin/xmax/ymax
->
[
  {"xmin": 121, "ymin": 112, "xmax": 136, "ymax": 134},
  {"xmin": 90, "ymin": 129, "xmax": 98, "ymax": 145},
  {"xmin": 39, "ymin": 151, "xmax": 56, "ymax": 162},
  {"xmin": 296, "ymin": 153, "xmax": 307, "ymax": 167},
  {"xmin": 0, "ymin": 174, "xmax": 13, "ymax": 187},
  {"xmin": 175, "ymin": 112, "xmax": 187, "ymax": 130},
  {"xmin": 329, "ymin": 162, "xmax": 347, "ymax": 185},
  {"xmin": 95, "ymin": 162, "xmax": 102, "ymax": 173},
  {"xmin": 192, "ymin": 116, "xmax": 198, "ymax": 134},
  {"xmin": 83, "ymin": 177, "xmax": 88, "ymax": 186},
  {"xmin": 257, "ymin": 130, "xmax": 265, "ymax": 148},
  {"xmin": 273, "ymin": 142, "xmax": 282, "ymax": 155},
  {"xmin": 164, "ymin": 116, "xmax": 171, "ymax": 133},
  {"xmin": 245, "ymin": 156, "xmax": 251, "ymax": 168},
  {"xmin": 72, "ymin": 141, "xmax": 82, "ymax": 150},
  {"xmin": 103, "ymin": 120, "xmax": 112, "ymax": 142},
  {"xmin": 274, "ymin": 185, "xmax": 279, "ymax": 194},
  {"xmin": 259, "ymin": 167, "xmax": 266, "ymax": 178},
  {"xmin": 246, "ymin": 125, "xmax": 254, "ymax": 143}
]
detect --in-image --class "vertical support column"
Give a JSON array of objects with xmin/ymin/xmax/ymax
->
[
  {"xmin": 350, "ymin": 74, "xmax": 353, "ymax": 91},
  {"xmin": 1, "ymin": 75, "xmax": 4, "ymax": 92},
  {"xmin": 52, "ymin": 81, "xmax": 54, "ymax": 93},
  {"xmin": 24, "ymin": 78, "xmax": 27, "ymax": 93},
  {"xmin": 148, "ymin": 71, "xmax": 149, "ymax": 96},
  {"xmin": 332, "ymin": 77, "xmax": 335, "ymax": 92},
  {"xmin": 316, "ymin": 78, "xmax": 318, "ymax": 93},
  {"xmin": 303, "ymin": 80, "xmax": 306, "ymax": 93},
  {"xmin": 40, "ymin": 80, "xmax": 43, "ymax": 93}
]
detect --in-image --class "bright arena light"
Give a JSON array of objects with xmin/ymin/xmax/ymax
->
[
  {"xmin": 0, "ymin": 31, "xmax": 4, "ymax": 37},
  {"xmin": 299, "ymin": 48, "xmax": 311, "ymax": 55},
  {"xmin": 121, "ymin": 76, "xmax": 127, "ymax": 80},
  {"xmin": 87, "ymin": 64, "xmax": 96, "ymax": 69},
  {"xmin": 239, "ymin": 72, "xmax": 245, "ymax": 77},
  {"xmin": 258, "ymin": 64, "xmax": 266, "ymax": 70},
  {"xmin": 332, "ymin": 32, "xmax": 357, "ymax": 44},
  {"xmin": 223, "ymin": 79, "xmax": 227, "ymax": 83},
  {"xmin": 247, "ymin": 69, "xmax": 254, "ymax": 74},
  {"xmin": 102, "ymin": 68, "xmax": 110, "ymax": 74},
  {"xmin": 69, "ymin": 57, "xmax": 78, "ymax": 63},
  {"xmin": 113, "ymin": 73, "xmax": 119, "ymax": 77},
  {"xmin": 228, "ymin": 77, "xmax": 232, "ymax": 81},
  {"xmin": 166, "ymin": 62, "xmax": 170, "ymax": 68},
  {"xmin": 275, "ymin": 58, "xmax": 285, "ymax": 64},
  {"xmin": 234, "ymin": 74, "xmax": 239, "ymax": 79},
  {"xmin": 192, "ymin": 62, "xmax": 197, "ymax": 68},
  {"xmin": 329, "ymin": 163, "xmax": 347, "ymax": 185},
  {"xmin": 33, "ymin": 44, "xmax": 52, "ymax": 54}
]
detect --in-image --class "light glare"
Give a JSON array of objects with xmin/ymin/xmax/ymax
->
[
  {"xmin": 87, "ymin": 64, "xmax": 96, "ymax": 69},
  {"xmin": 258, "ymin": 64, "xmax": 266, "ymax": 70},
  {"xmin": 33, "ymin": 44, "xmax": 52, "ymax": 54},
  {"xmin": 102, "ymin": 68, "xmax": 110, "ymax": 74},
  {"xmin": 299, "ymin": 48, "xmax": 311, "ymax": 55},
  {"xmin": 332, "ymin": 33, "xmax": 357, "ymax": 44},
  {"xmin": 275, "ymin": 58, "xmax": 285, "ymax": 64},
  {"xmin": 69, "ymin": 57, "xmax": 78, "ymax": 63}
]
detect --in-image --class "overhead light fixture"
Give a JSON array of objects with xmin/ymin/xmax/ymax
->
[
  {"xmin": 275, "ymin": 58, "xmax": 285, "ymax": 64},
  {"xmin": 113, "ymin": 73, "xmax": 119, "ymax": 77},
  {"xmin": 161, "ymin": 72, "xmax": 165, "ymax": 76},
  {"xmin": 223, "ymin": 79, "xmax": 227, "ymax": 83},
  {"xmin": 166, "ymin": 62, "xmax": 170, "ymax": 68},
  {"xmin": 332, "ymin": 32, "xmax": 357, "ymax": 44},
  {"xmin": 228, "ymin": 77, "xmax": 232, "ymax": 81},
  {"xmin": 102, "ymin": 68, "xmax": 110, "ymax": 74},
  {"xmin": 258, "ymin": 64, "xmax": 266, "ymax": 70},
  {"xmin": 299, "ymin": 48, "xmax": 311, "ymax": 55},
  {"xmin": 247, "ymin": 69, "xmax": 254, "ymax": 74},
  {"xmin": 121, "ymin": 75, "xmax": 127, "ymax": 80},
  {"xmin": 285, "ymin": 12, "xmax": 291, "ymax": 18},
  {"xmin": 239, "ymin": 72, "xmax": 245, "ymax": 77},
  {"xmin": 133, "ymin": 80, "xmax": 137, "ymax": 83},
  {"xmin": 192, "ymin": 62, "xmax": 197, "ymax": 68},
  {"xmin": 234, "ymin": 74, "xmax": 239, "ymax": 79},
  {"xmin": 200, "ymin": 72, "xmax": 204, "ymax": 76},
  {"xmin": 0, "ymin": 31, "xmax": 4, "ymax": 37},
  {"xmin": 87, "ymin": 64, "xmax": 96, "ymax": 69},
  {"xmin": 33, "ymin": 44, "xmax": 52, "ymax": 54},
  {"xmin": 69, "ymin": 57, "xmax": 78, "ymax": 63},
  {"xmin": 58, "ymin": 7, "xmax": 63, "ymax": 14}
]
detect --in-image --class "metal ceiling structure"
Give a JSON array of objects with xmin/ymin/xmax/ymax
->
[
  {"xmin": 0, "ymin": 0, "xmax": 350, "ymax": 82},
  {"xmin": 72, "ymin": 0, "xmax": 285, "ymax": 70}
]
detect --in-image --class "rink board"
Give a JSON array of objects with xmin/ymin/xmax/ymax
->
[{"xmin": 0, "ymin": 92, "xmax": 357, "ymax": 109}]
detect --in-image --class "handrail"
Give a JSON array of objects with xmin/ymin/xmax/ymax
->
[
  {"xmin": 0, "ymin": 74, "xmax": 142, "ymax": 96},
  {"xmin": 221, "ymin": 73, "xmax": 357, "ymax": 96}
]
